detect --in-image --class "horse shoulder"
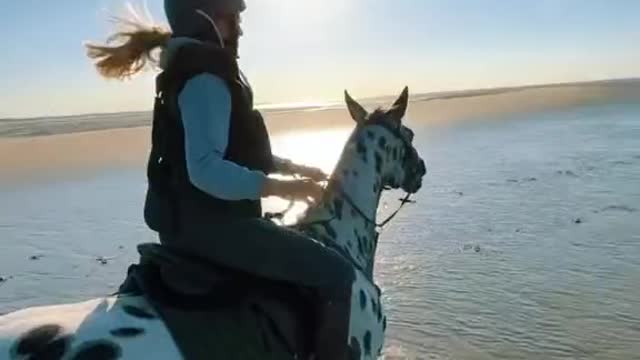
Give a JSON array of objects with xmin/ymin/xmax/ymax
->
[{"xmin": 0, "ymin": 296, "xmax": 181, "ymax": 360}]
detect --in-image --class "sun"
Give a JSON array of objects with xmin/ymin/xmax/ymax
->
[{"xmin": 263, "ymin": 127, "xmax": 352, "ymax": 223}]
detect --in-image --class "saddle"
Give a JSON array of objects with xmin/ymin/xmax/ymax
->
[{"xmin": 118, "ymin": 243, "xmax": 314, "ymax": 359}]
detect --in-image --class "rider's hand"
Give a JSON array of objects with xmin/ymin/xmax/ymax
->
[
  {"xmin": 294, "ymin": 164, "xmax": 330, "ymax": 182},
  {"xmin": 261, "ymin": 178, "xmax": 324, "ymax": 205}
]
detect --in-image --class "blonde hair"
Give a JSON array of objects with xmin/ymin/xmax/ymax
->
[{"xmin": 85, "ymin": 17, "xmax": 172, "ymax": 80}]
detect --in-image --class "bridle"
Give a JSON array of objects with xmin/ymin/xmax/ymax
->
[
  {"xmin": 333, "ymin": 119, "xmax": 420, "ymax": 230},
  {"xmin": 336, "ymin": 186, "xmax": 414, "ymax": 230},
  {"xmin": 268, "ymin": 120, "xmax": 421, "ymax": 231}
]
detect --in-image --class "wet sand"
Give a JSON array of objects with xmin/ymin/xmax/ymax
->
[{"xmin": 1, "ymin": 79, "xmax": 639, "ymax": 182}]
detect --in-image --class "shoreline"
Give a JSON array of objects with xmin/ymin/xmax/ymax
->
[
  {"xmin": 1, "ymin": 79, "xmax": 639, "ymax": 183},
  {"xmin": 1, "ymin": 78, "xmax": 639, "ymax": 139}
]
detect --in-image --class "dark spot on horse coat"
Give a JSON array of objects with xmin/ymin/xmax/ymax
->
[
  {"xmin": 333, "ymin": 198, "xmax": 344, "ymax": 220},
  {"xmin": 363, "ymin": 331, "xmax": 372, "ymax": 355},
  {"xmin": 356, "ymin": 140, "xmax": 368, "ymax": 163},
  {"xmin": 304, "ymin": 225, "xmax": 320, "ymax": 240},
  {"xmin": 109, "ymin": 327, "xmax": 145, "ymax": 338},
  {"xmin": 71, "ymin": 341, "xmax": 122, "ymax": 360},
  {"xmin": 359, "ymin": 290, "xmax": 367, "ymax": 310},
  {"xmin": 321, "ymin": 222, "xmax": 337, "ymax": 239},
  {"xmin": 349, "ymin": 337, "xmax": 362, "ymax": 360},
  {"xmin": 375, "ymin": 152, "xmax": 383, "ymax": 174},
  {"xmin": 371, "ymin": 299, "xmax": 377, "ymax": 314},
  {"xmin": 366, "ymin": 130, "xmax": 375, "ymax": 140},
  {"xmin": 383, "ymin": 316, "xmax": 387, "ymax": 331},
  {"xmin": 122, "ymin": 305, "xmax": 155, "ymax": 320},
  {"xmin": 46, "ymin": 337, "xmax": 73, "ymax": 359},
  {"xmin": 357, "ymin": 235, "xmax": 365, "ymax": 256},
  {"xmin": 378, "ymin": 136, "xmax": 387, "ymax": 149},
  {"xmin": 360, "ymin": 235, "xmax": 369, "ymax": 254},
  {"xmin": 17, "ymin": 337, "xmax": 70, "ymax": 360},
  {"xmin": 13, "ymin": 324, "xmax": 71, "ymax": 360}
]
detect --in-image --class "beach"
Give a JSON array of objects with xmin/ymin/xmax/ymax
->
[
  {"xmin": 1, "ymin": 79, "xmax": 638, "ymax": 184},
  {"xmin": 1, "ymin": 80, "xmax": 640, "ymax": 359}
]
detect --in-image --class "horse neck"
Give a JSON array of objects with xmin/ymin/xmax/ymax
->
[{"xmin": 299, "ymin": 128, "xmax": 386, "ymax": 277}]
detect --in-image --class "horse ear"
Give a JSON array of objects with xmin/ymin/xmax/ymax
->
[
  {"xmin": 345, "ymin": 90, "xmax": 367, "ymax": 124},
  {"xmin": 387, "ymin": 86, "xmax": 409, "ymax": 125}
]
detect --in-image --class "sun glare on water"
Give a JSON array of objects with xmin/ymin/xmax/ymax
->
[
  {"xmin": 264, "ymin": 127, "xmax": 353, "ymax": 223},
  {"xmin": 272, "ymin": 127, "xmax": 352, "ymax": 175}
]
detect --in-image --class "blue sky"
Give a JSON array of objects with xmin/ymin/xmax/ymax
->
[{"xmin": 0, "ymin": 0, "xmax": 638, "ymax": 118}]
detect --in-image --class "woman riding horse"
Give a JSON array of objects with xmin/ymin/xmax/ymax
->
[{"xmin": 87, "ymin": 0, "xmax": 356, "ymax": 358}]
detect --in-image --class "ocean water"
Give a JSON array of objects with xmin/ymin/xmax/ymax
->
[{"xmin": 1, "ymin": 102, "xmax": 640, "ymax": 359}]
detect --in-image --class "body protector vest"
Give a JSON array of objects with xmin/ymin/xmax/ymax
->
[{"xmin": 144, "ymin": 41, "xmax": 274, "ymax": 235}]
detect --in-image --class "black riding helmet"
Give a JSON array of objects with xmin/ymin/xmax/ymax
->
[{"xmin": 164, "ymin": 0, "xmax": 246, "ymax": 37}]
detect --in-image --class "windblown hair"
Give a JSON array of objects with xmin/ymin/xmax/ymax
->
[{"xmin": 85, "ymin": 17, "xmax": 172, "ymax": 80}]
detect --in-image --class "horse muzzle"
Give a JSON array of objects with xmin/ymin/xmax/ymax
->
[{"xmin": 403, "ymin": 159, "xmax": 426, "ymax": 194}]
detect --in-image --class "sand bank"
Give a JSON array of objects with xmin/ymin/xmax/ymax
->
[{"xmin": 1, "ymin": 80, "xmax": 638, "ymax": 183}]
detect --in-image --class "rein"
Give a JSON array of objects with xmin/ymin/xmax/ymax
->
[
  {"xmin": 267, "ymin": 121, "xmax": 419, "ymax": 230},
  {"xmin": 277, "ymin": 186, "xmax": 414, "ymax": 232},
  {"xmin": 337, "ymin": 186, "xmax": 414, "ymax": 230}
]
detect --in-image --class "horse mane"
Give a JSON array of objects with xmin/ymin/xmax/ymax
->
[
  {"xmin": 367, "ymin": 108, "xmax": 387, "ymax": 122},
  {"xmin": 292, "ymin": 107, "xmax": 393, "ymax": 224}
]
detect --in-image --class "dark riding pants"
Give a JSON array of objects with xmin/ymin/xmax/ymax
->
[
  {"xmin": 160, "ymin": 217, "xmax": 355, "ymax": 360},
  {"xmin": 161, "ymin": 217, "xmax": 355, "ymax": 291}
]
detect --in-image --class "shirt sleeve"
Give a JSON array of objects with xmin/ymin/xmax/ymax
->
[{"xmin": 178, "ymin": 73, "xmax": 267, "ymax": 201}]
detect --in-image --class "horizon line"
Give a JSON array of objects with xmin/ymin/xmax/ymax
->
[{"xmin": 2, "ymin": 76, "xmax": 639, "ymax": 122}]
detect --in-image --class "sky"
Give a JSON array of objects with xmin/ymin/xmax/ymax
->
[{"xmin": 0, "ymin": 0, "xmax": 638, "ymax": 118}]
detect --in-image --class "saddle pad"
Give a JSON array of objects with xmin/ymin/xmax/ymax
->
[{"xmin": 126, "ymin": 262, "xmax": 294, "ymax": 360}]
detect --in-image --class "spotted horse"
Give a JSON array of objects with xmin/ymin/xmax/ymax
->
[{"xmin": 0, "ymin": 88, "xmax": 426, "ymax": 359}]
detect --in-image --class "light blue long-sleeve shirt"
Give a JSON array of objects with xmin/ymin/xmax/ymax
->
[{"xmin": 177, "ymin": 72, "xmax": 268, "ymax": 201}]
